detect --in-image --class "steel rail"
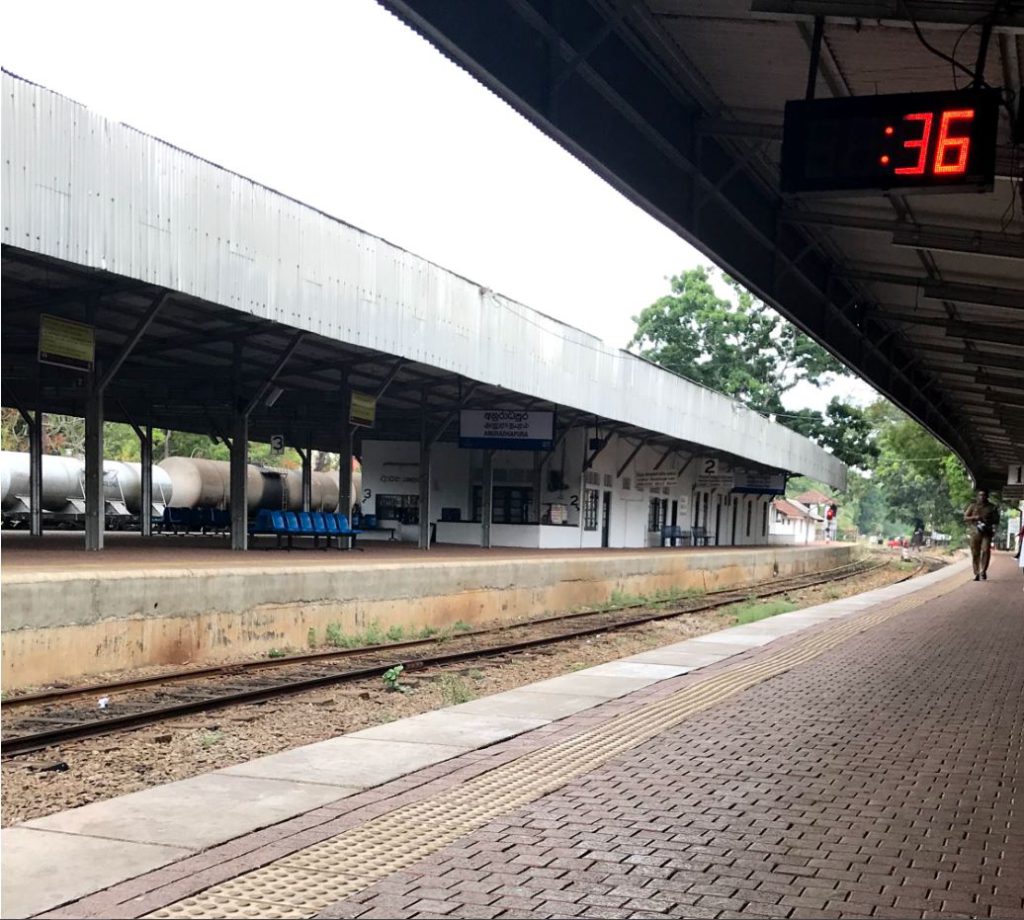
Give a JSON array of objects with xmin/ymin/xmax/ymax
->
[{"xmin": 1, "ymin": 559, "xmax": 919, "ymax": 758}]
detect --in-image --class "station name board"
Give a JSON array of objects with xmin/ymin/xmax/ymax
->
[{"xmin": 459, "ymin": 410, "xmax": 554, "ymax": 451}]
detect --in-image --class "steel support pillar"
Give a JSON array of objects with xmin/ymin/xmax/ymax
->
[
  {"xmin": 140, "ymin": 425, "xmax": 153, "ymax": 536},
  {"xmin": 418, "ymin": 431, "xmax": 432, "ymax": 551},
  {"xmin": 230, "ymin": 412, "xmax": 249, "ymax": 551},
  {"xmin": 84, "ymin": 387, "xmax": 104, "ymax": 551},
  {"xmin": 533, "ymin": 452, "xmax": 544, "ymax": 524},
  {"xmin": 301, "ymin": 445, "xmax": 312, "ymax": 513},
  {"xmin": 339, "ymin": 430, "xmax": 353, "ymax": 520},
  {"xmin": 481, "ymin": 450, "xmax": 494, "ymax": 549},
  {"xmin": 29, "ymin": 410, "xmax": 43, "ymax": 537}
]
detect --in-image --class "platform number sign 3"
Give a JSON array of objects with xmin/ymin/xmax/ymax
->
[{"xmin": 270, "ymin": 434, "xmax": 285, "ymax": 454}]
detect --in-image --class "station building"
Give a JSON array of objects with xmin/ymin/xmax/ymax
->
[{"xmin": 1, "ymin": 70, "xmax": 845, "ymax": 555}]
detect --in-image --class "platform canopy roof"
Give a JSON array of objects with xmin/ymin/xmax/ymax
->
[
  {"xmin": 378, "ymin": 0, "xmax": 1024, "ymax": 499},
  {"xmin": 0, "ymin": 71, "xmax": 843, "ymax": 489}
]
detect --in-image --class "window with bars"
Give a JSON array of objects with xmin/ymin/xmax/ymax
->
[
  {"xmin": 647, "ymin": 498, "xmax": 663, "ymax": 532},
  {"xmin": 472, "ymin": 486, "xmax": 534, "ymax": 524},
  {"xmin": 376, "ymin": 493, "xmax": 419, "ymax": 525},
  {"xmin": 583, "ymin": 489, "xmax": 599, "ymax": 530}
]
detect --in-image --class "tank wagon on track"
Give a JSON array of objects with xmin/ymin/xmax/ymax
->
[{"xmin": 0, "ymin": 452, "xmax": 345, "ymax": 531}]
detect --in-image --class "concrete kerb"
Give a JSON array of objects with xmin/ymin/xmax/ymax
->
[{"xmin": 2, "ymin": 545, "xmax": 857, "ymax": 689}]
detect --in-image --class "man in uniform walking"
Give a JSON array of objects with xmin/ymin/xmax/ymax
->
[{"xmin": 964, "ymin": 489, "xmax": 999, "ymax": 581}]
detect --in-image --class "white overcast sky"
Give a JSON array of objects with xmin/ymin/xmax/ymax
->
[{"xmin": 4, "ymin": 0, "xmax": 875, "ymax": 411}]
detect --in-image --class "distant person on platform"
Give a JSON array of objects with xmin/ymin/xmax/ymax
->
[
  {"xmin": 964, "ymin": 489, "xmax": 999, "ymax": 581},
  {"xmin": 911, "ymin": 517, "xmax": 925, "ymax": 549}
]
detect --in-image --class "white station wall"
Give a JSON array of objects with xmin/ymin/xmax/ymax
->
[{"xmin": 360, "ymin": 434, "xmax": 777, "ymax": 549}]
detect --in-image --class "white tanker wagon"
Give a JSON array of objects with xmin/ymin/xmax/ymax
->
[
  {"xmin": 159, "ymin": 458, "xmax": 343, "ymax": 514},
  {"xmin": 0, "ymin": 452, "xmax": 355, "ymax": 529},
  {"xmin": 0, "ymin": 450, "xmax": 173, "ymax": 528}
]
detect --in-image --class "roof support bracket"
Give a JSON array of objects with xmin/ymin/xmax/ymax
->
[
  {"xmin": 243, "ymin": 331, "xmax": 305, "ymax": 419},
  {"xmin": 583, "ymin": 426, "xmax": 619, "ymax": 471},
  {"xmin": 97, "ymin": 291, "xmax": 171, "ymax": 394},
  {"xmin": 617, "ymin": 439, "xmax": 647, "ymax": 477},
  {"xmin": 805, "ymin": 15, "xmax": 824, "ymax": 99}
]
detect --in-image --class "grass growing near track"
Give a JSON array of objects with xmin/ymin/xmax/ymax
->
[{"xmin": 728, "ymin": 597, "xmax": 799, "ymax": 624}]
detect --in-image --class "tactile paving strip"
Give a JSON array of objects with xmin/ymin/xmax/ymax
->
[{"xmin": 148, "ymin": 571, "xmax": 969, "ymax": 919}]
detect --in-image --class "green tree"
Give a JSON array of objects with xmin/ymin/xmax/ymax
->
[
  {"xmin": 1, "ymin": 408, "xmax": 86, "ymax": 456},
  {"xmin": 629, "ymin": 266, "xmax": 874, "ymax": 468},
  {"xmin": 783, "ymin": 399, "xmax": 879, "ymax": 471},
  {"xmin": 871, "ymin": 404, "xmax": 975, "ymax": 540},
  {"xmin": 630, "ymin": 267, "xmax": 847, "ymax": 412},
  {"xmin": 1, "ymin": 409, "xmax": 305, "ymax": 470}
]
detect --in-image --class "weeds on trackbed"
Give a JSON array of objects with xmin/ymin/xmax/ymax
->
[
  {"xmin": 199, "ymin": 729, "xmax": 224, "ymax": 749},
  {"xmin": 727, "ymin": 597, "xmax": 799, "ymax": 624},
  {"xmin": 582, "ymin": 585, "xmax": 704, "ymax": 614},
  {"xmin": 437, "ymin": 674, "xmax": 475, "ymax": 706},
  {"xmin": 317, "ymin": 619, "xmax": 474, "ymax": 650},
  {"xmin": 382, "ymin": 665, "xmax": 406, "ymax": 693}
]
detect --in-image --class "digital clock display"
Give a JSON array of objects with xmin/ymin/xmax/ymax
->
[{"xmin": 781, "ymin": 89, "xmax": 1000, "ymax": 195}]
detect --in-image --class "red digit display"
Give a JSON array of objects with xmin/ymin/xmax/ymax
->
[
  {"xmin": 781, "ymin": 88, "xmax": 999, "ymax": 194},
  {"xmin": 932, "ymin": 109, "xmax": 974, "ymax": 175},
  {"xmin": 894, "ymin": 112, "xmax": 933, "ymax": 175}
]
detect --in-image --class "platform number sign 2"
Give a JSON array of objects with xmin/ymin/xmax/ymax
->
[
  {"xmin": 270, "ymin": 434, "xmax": 285, "ymax": 454},
  {"xmin": 1009, "ymin": 464, "xmax": 1023, "ymax": 486}
]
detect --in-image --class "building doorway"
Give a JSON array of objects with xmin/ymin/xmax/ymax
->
[{"xmin": 601, "ymin": 490, "xmax": 612, "ymax": 547}]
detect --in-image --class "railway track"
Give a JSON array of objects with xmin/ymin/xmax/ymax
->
[{"xmin": 1, "ymin": 558, "xmax": 923, "ymax": 757}]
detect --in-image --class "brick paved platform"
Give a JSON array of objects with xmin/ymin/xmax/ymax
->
[
  {"xmin": 316, "ymin": 555, "xmax": 1022, "ymax": 920},
  {"xmin": 314, "ymin": 557, "xmax": 1023, "ymax": 920},
  {"xmin": 6, "ymin": 554, "xmax": 1021, "ymax": 920}
]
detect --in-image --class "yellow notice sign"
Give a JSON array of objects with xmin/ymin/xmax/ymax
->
[
  {"xmin": 350, "ymin": 391, "xmax": 377, "ymax": 428},
  {"xmin": 39, "ymin": 315, "xmax": 95, "ymax": 372}
]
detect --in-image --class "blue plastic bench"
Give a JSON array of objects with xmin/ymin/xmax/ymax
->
[
  {"xmin": 298, "ymin": 511, "xmax": 326, "ymax": 549},
  {"xmin": 250, "ymin": 508, "xmax": 273, "ymax": 533},
  {"xmin": 250, "ymin": 508, "xmax": 287, "ymax": 548},
  {"xmin": 660, "ymin": 525, "xmax": 691, "ymax": 548},
  {"xmin": 334, "ymin": 513, "xmax": 364, "ymax": 551},
  {"xmin": 283, "ymin": 511, "xmax": 306, "ymax": 548},
  {"xmin": 268, "ymin": 510, "xmax": 289, "ymax": 548},
  {"xmin": 310, "ymin": 511, "xmax": 331, "ymax": 550}
]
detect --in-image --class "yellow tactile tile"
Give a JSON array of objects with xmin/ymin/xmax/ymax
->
[{"xmin": 146, "ymin": 894, "xmax": 311, "ymax": 919}]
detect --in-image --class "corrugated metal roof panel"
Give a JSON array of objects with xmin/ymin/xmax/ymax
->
[{"xmin": 1, "ymin": 71, "xmax": 846, "ymax": 488}]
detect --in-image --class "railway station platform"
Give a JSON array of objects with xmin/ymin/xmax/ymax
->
[
  {"xmin": 0, "ymin": 535, "xmax": 853, "ymax": 688},
  {"xmin": 3, "ymin": 552, "xmax": 1021, "ymax": 919}
]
